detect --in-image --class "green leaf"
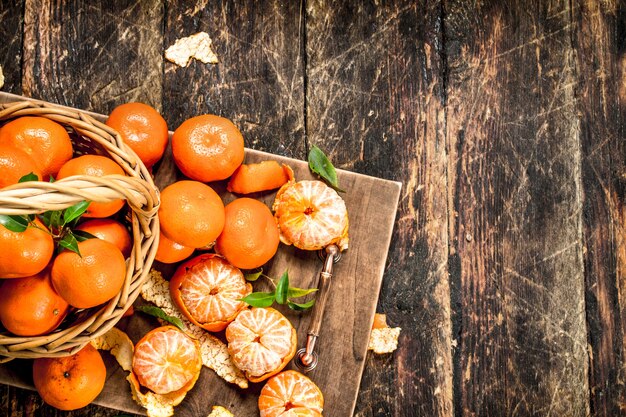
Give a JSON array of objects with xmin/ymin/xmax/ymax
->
[
  {"xmin": 308, "ymin": 145, "xmax": 345, "ymax": 192},
  {"xmin": 244, "ymin": 269, "xmax": 263, "ymax": 282},
  {"xmin": 18, "ymin": 172, "xmax": 39, "ymax": 183},
  {"xmin": 0, "ymin": 215, "xmax": 29, "ymax": 232},
  {"xmin": 59, "ymin": 233, "xmax": 81, "ymax": 255},
  {"xmin": 240, "ymin": 292, "xmax": 276, "ymax": 308},
  {"xmin": 49, "ymin": 175, "xmax": 55, "ymax": 183},
  {"xmin": 72, "ymin": 229, "xmax": 98, "ymax": 242},
  {"xmin": 275, "ymin": 271, "xmax": 289, "ymax": 305},
  {"xmin": 287, "ymin": 287, "xmax": 318, "ymax": 299},
  {"xmin": 135, "ymin": 305, "xmax": 186, "ymax": 331},
  {"xmin": 63, "ymin": 201, "xmax": 90, "ymax": 225},
  {"xmin": 288, "ymin": 299, "xmax": 316, "ymax": 311},
  {"xmin": 42, "ymin": 210, "xmax": 62, "ymax": 228}
]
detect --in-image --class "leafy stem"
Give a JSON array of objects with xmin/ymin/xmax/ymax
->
[{"xmin": 241, "ymin": 270, "xmax": 318, "ymax": 311}]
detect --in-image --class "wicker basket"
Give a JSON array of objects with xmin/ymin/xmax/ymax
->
[{"xmin": 0, "ymin": 98, "xmax": 160, "ymax": 361}]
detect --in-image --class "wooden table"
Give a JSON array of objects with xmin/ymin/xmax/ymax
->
[{"xmin": 0, "ymin": 1, "xmax": 624, "ymax": 416}]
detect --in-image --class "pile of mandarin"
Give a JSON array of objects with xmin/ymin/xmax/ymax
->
[{"xmin": 0, "ymin": 101, "xmax": 347, "ymax": 416}]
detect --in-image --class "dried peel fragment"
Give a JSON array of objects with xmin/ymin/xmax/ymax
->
[
  {"xmin": 165, "ymin": 32, "xmax": 218, "ymax": 67},
  {"xmin": 367, "ymin": 313, "xmax": 401, "ymax": 354},
  {"xmin": 208, "ymin": 405, "xmax": 235, "ymax": 417},
  {"xmin": 142, "ymin": 269, "xmax": 249, "ymax": 389}
]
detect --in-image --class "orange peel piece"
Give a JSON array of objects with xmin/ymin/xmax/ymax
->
[
  {"xmin": 208, "ymin": 405, "xmax": 235, "ymax": 416},
  {"xmin": 142, "ymin": 269, "xmax": 249, "ymax": 389},
  {"xmin": 368, "ymin": 314, "xmax": 401, "ymax": 354},
  {"xmin": 272, "ymin": 179, "xmax": 349, "ymax": 251},
  {"xmin": 227, "ymin": 161, "xmax": 293, "ymax": 194}
]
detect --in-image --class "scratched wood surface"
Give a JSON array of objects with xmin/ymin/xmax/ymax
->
[{"xmin": 1, "ymin": 0, "xmax": 625, "ymax": 416}]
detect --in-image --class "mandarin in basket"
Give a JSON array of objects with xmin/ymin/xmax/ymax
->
[
  {"xmin": 132, "ymin": 325, "xmax": 202, "ymax": 395},
  {"xmin": 0, "ymin": 265, "xmax": 69, "ymax": 336},
  {"xmin": 259, "ymin": 370, "xmax": 324, "ymax": 417},
  {"xmin": 273, "ymin": 180, "xmax": 349, "ymax": 251},
  {"xmin": 155, "ymin": 231, "xmax": 195, "ymax": 264},
  {"xmin": 159, "ymin": 180, "xmax": 225, "ymax": 248},
  {"xmin": 105, "ymin": 102, "xmax": 169, "ymax": 169},
  {"xmin": 0, "ymin": 143, "xmax": 42, "ymax": 188},
  {"xmin": 33, "ymin": 343, "xmax": 106, "ymax": 411},
  {"xmin": 76, "ymin": 218, "xmax": 132, "ymax": 258},
  {"xmin": 170, "ymin": 254, "xmax": 252, "ymax": 332},
  {"xmin": 215, "ymin": 197, "xmax": 280, "ymax": 270},
  {"xmin": 57, "ymin": 154, "xmax": 126, "ymax": 218},
  {"xmin": 171, "ymin": 114, "xmax": 244, "ymax": 182},
  {"xmin": 51, "ymin": 238, "xmax": 126, "ymax": 309},
  {"xmin": 225, "ymin": 307, "xmax": 297, "ymax": 383},
  {"xmin": 0, "ymin": 217, "xmax": 54, "ymax": 279},
  {"xmin": 0, "ymin": 116, "xmax": 73, "ymax": 179}
]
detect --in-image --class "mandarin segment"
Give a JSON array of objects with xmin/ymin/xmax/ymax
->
[
  {"xmin": 273, "ymin": 180, "xmax": 349, "ymax": 251},
  {"xmin": 170, "ymin": 254, "xmax": 252, "ymax": 332},
  {"xmin": 258, "ymin": 370, "xmax": 324, "ymax": 417},
  {"xmin": 225, "ymin": 307, "xmax": 297, "ymax": 383},
  {"xmin": 132, "ymin": 325, "xmax": 202, "ymax": 395}
]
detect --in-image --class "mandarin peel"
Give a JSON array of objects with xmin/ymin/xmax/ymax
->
[
  {"xmin": 208, "ymin": 405, "xmax": 235, "ymax": 417},
  {"xmin": 142, "ymin": 269, "xmax": 248, "ymax": 389},
  {"xmin": 368, "ymin": 313, "xmax": 401, "ymax": 354}
]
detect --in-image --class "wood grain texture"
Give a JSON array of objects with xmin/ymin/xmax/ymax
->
[
  {"xmin": 575, "ymin": 0, "xmax": 626, "ymax": 415},
  {"xmin": 304, "ymin": 1, "xmax": 452, "ymax": 416},
  {"xmin": 0, "ymin": 0, "xmax": 25, "ymax": 95},
  {"xmin": 163, "ymin": 0, "xmax": 306, "ymax": 158},
  {"xmin": 446, "ymin": 0, "xmax": 589, "ymax": 415},
  {"xmin": 21, "ymin": 0, "xmax": 164, "ymax": 113}
]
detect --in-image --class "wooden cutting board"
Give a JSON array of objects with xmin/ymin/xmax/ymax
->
[{"xmin": 0, "ymin": 92, "xmax": 401, "ymax": 416}]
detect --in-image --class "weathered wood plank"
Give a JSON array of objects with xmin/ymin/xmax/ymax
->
[
  {"xmin": 575, "ymin": 0, "xmax": 626, "ymax": 415},
  {"xmin": 163, "ymin": 0, "xmax": 305, "ymax": 158},
  {"xmin": 21, "ymin": 0, "xmax": 164, "ymax": 113},
  {"xmin": 445, "ymin": 0, "xmax": 589, "ymax": 415},
  {"xmin": 305, "ymin": 1, "xmax": 452, "ymax": 416},
  {"xmin": 0, "ymin": 0, "xmax": 25, "ymax": 95}
]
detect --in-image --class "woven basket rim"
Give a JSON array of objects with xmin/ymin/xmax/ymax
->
[{"xmin": 0, "ymin": 99, "xmax": 160, "ymax": 359}]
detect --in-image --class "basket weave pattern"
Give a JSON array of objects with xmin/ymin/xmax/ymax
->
[{"xmin": 0, "ymin": 99, "xmax": 160, "ymax": 360}]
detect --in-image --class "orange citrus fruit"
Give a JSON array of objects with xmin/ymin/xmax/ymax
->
[
  {"xmin": 0, "ymin": 217, "xmax": 54, "ymax": 279},
  {"xmin": 225, "ymin": 307, "xmax": 297, "ymax": 383},
  {"xmin": 215, "ymin": 198, "xmax": 279, "ymax": 270},
  {"xmin": 0, "ymin": 143, "xmax": 42, "ymax": 188},
  {"xmin": 155, "ymin": 231, "xmax": 195, "ymax": 264},
  {"xmin": 273, "ymin": 180, "xmax": 349, "ymax": 251},
  {"xmin": 227, "ymin": 161, "xmax": 292, "ymax": 195},
  {"xmin": 51, "ymin": 238, "xmax": 126, "ymax": 309},
  {"xmin": 159, "ymin": 180, "xmax": 225, "ymax": 248},
  {"xmin": 170, "ymin": 254, "xmax": 252, "ymax": 332},
  {"xmin": 0, "ymin": 116, "xmax": 73, "ymax": 179},
  {"xmin": 76, "ymin": 218, "xmax": 132, "ymax": 258},
  {"xmin": 259, "ymin": 370, "xmax": 324, "ymax": 417},
  {"xmin": 105, "ymin": 102, "xmax": 169, "ymax": 168},
  {"xmin": 0, "ymin": 266, "xmax": 69, "ymax": 336},
  {"xmin": 57, "ymin": 154, "xmax": 126, "ymax": 218},
  {"xmin": 171, "ymin": 114, "xmax": 245, "ymax": 182},
  {"xmin": 132, "ymin": 325, "xmax": 202, "ymax": 395},
  {"xmin": 33, "ymin": 343, "xmax": 106, "ymax": 411}
]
